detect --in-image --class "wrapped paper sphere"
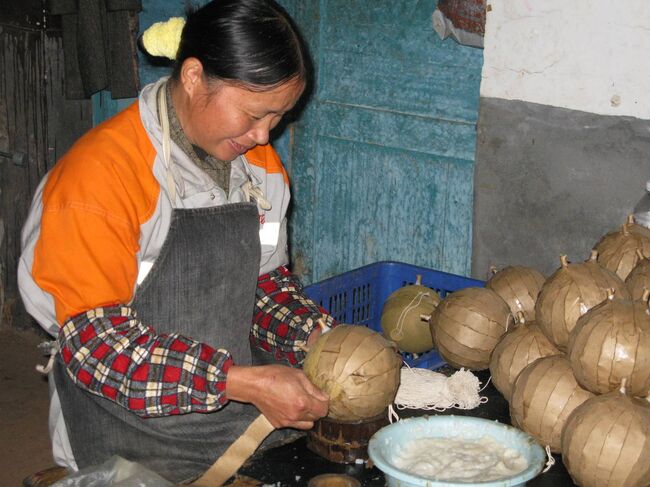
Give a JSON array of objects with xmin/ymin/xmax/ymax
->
[
  {"xmin": 510, "ymin": 355, "xmax": 594, "ymax": 452},
  {"xmin": 486, "ymin": 265, "xmax": 545, "ymax": 322},
  {"xmin": 303, "ymin": 325, "xmax": 402, "ymax": 421},
  {"xmin": 380, "ymin": 275, "xmax": 441, "ymax": 354},
  {"xmin": 535, "ymin": 252, "xmax": 630, "ymax": 351},
  {"xmin": 568, "ymin": 290, "xmax": 650, "ymax": 396},
  {"xmin": 430, "ymin": 287, "xmax": 513, "ymax": 370},
  {"xmin": 625, "ymin": 251, "xmax": 650, "ymax": 301},
  {"xmin": 489, "ymin": 313, "xmax": 560, "ymax": 400},
  {"xmin": 561, "ymin": 386, "xmax": 650, "ymax": 487},
  {"xmin": 593, "ymin": 215, "xmax": 650, "ymax": 280}
]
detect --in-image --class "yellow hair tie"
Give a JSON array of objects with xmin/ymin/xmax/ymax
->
[{"xmin": 142, "ymin": 17, "xmax": 186, "ymax": 60}]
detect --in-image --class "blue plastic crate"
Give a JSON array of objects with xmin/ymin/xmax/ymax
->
[{"xmin": 304, "ymin": 261, "xmax": 484, "ymax": 370}]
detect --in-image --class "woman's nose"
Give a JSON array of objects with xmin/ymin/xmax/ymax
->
[{"xmin": 249, "ymin": 120, "xmax": 271, "ymax": 146}]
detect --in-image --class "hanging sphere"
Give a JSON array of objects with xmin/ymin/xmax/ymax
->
[
  {"xmin": 510, "ymin": 355, "xmax": 594, "ymax": 452},
  {"xmin": 430, "ymin": 287, "xmax": 513, "ymax": 370},
  {"xmin": 626, "ymin": 254, "xmax": 650, "ymax": 301},
  {"xmin": 535, "ymin": 252, "xmax": 630, "ymax": 351},
  {"xmin": 489, "ymin": 314, "xmax": 560, "ymax": 400},
  {"xmin": 303, "ymin": 325, "xmax": 402, "ymax": 421},
  {"xmin": 380, "ymin": 275, "xmax": 441, "ymax": 354},
  {"xmin": 593, "ymin": 215, "xmax": 650, "ymax": 280},
  {"xmin": 486, "ymin": 265, "xmax": 545, "ymax": 322},
  {"xmin": 561, "ymin": 387, "xmax": 650, "ymax": 487},
  {"xmin": 568, "ymin": 290, "xmax": 650, "ymax": 396}
]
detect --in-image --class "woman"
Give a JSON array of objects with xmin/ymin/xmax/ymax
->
[{"xmin": 18, "ymin": 0, "xmax": 333, "ymax": 482}]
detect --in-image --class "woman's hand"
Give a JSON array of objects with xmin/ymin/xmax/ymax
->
[{"xmin": 225, "ymin": 364, "xmax": 329, "ymax": 429}]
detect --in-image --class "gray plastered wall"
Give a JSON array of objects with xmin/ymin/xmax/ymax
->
[{"xmin": 472, "ymin": 97, "xmax": 650, "ymax": 280}]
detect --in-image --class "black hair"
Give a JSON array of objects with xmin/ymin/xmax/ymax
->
[{"xmin": 171, "ymin": 0, "xmax": 309, "ymax": 90}]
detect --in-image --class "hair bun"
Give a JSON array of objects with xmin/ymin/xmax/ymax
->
[{"xmin": 141, "ymin": 17, "xmax": 186, "ymax": 60}]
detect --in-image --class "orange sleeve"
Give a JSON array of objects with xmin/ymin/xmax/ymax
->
[
  {"xmin": 245, "ymin": 144, "xmax": 289, "ymax": 184},
  {"xmin": 32, "ymin": 103, "xmax": 159, "ymax": 325}
]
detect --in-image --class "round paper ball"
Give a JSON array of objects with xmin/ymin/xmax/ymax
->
[
  {"xmin": 626, "ymin": 255, "xmax": 650, "ymax": 301},
  {"xmin": 594, "ymin": 216, "xmax": 650, "ymax": 280},
  {"xmin": 486, "ymin": 265, "xmax": 545, "ymax": 322},
  {"xmin": 303, "ymin": 325, "xmax": 402, "ymax": 421},
  {"xmin": 380, "ymin": 276, "xmax": 440, "ymax": 354},
  {"xmin": 510, "ymin": 355, "xmax": 594, "ymax": 452},
  {"xmin": 568, "ymin": 292, "xmax": 650, "ymax": 396},
  {"xmin": 489, "ymin": 317, "xmax": 560, "ymax": 400},
  {"xmin": 430, "ymin": 287, "xmax": 513, "ymax": 370},
  {"xmin": 561, "ymin": 389, "xmax": 650, "ymax": 487},
  {"xmin": 535, "ymin": 253, "xmax": 630, "ymax": 351}
]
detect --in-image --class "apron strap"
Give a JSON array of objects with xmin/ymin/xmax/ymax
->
[
  {"xmin": 186, "ymin": 414, "xmax": 275, "ymax": 487},
  {"xmin": 157, "ymin": 82, "xmax": 178, "ymax": 204}
]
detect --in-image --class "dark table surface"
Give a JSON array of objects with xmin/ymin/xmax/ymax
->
[{"xmin": 238, "ymin": 368, "xmax": 578, "ymax": 486}]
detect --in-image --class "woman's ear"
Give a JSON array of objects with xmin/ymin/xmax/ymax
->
[{"xmin": 179, "ymin": 57, "xmax": 205, "ymax": 97}]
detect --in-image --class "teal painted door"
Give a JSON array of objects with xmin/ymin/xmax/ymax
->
[{"xmin": 280, "ymin": 1, "xmax": 483, "ymax": 284}]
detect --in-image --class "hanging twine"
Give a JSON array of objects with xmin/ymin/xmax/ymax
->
[
  {"xmin": 36, "ymin": 340, "xmax": 59, "ymax": 375},
  {"xmin": 392, "ymin": 291, "xmax": 430, "ymax": 339},
  {"xmin": 543, "ymin": 445, "xmax": 556, "ymax": 473},
  {"xmin": 388, "ymin": 365, "xmax": 488, "ymax": 423}
]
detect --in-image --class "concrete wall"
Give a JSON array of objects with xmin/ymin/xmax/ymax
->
[{"xmin": 472, "ymin": 0, "xmax": 650, "ymax": 279}]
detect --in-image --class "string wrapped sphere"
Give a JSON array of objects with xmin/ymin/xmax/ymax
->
[
  {"xmin": 625, "ymin": 251, "xmax": 650, "ymax": 301},
  {"xmin": 303, "ymin": 325, "xmax": 402, "ymax": 421},
  {"xmin": 567, "ymin": 290, "xmax": 650, "ymax": 396},
  {"xmin": 485, "ymin": 265, "xmax": 545, "ymax": 322},
  {"xmin": 430, "ymin": 287, "xmax": 513, "ymax": 370},
  {"xmin": 509, "ymin": 355, "xmax": 594, "ymax": 452},
  {"xmin": 489, "ymin": 313, "xmax": 560, "ymax": 400},
  {"xmin": 380, "ymin": 275, "xmax": 441, "ymax": 354},
  {"xmin": 561, "ymin": 385, "xmax": 650, "ymax": 487},
  {"xmin": 535, "ymin": 252, "xmax": 629, "ymax": 351},
  {"xmin": 593, "ymin": 215, "xmax": 650, "ymax": 280}
]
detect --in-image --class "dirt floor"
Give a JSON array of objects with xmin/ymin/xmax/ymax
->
[{"xmin": 0, "ymin": 325, "xmax": 54, "ymax": 486}]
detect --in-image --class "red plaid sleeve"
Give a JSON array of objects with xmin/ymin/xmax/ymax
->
[
  {"xmin": 58, "ymin": 305, "xmax": 232, "ymax": 417},
  {"xmin": 251, "ymin": 266, "xmax": 336, "ymax": 366}
]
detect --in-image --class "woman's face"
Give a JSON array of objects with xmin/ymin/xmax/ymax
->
[{"xmin": 174, "ymin": 60, "xmax": 305, "ymax": 161}]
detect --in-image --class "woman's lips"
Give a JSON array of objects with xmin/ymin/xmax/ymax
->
[{"xmin": 229, "ymin": 140, "xmax": 248, "ymax": 155}]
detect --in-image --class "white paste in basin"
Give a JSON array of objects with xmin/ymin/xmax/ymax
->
[{"xmin": 391, "ymin": 436, "xmax": 528, "ymax": 482}]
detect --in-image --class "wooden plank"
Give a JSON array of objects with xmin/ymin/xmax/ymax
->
[
  {"xmin": 0, "ymin": 25, "xmax": 91, "ymax": 329},
  {"xmin": 318, "ymin": 102, "xmax": 476, "ymax": 160}
]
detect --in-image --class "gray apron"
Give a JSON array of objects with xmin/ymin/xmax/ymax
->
[{"xmin": 54, "ymin": 202, "xmax": 263, "ymax": 483}]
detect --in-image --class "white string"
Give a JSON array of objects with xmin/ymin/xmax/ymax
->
[
  {"xmin": 389, "ymin": 367, "xmax": 487, "ymax": 422},
  {"xmin": 542, "ymin": 445, "xmax": 556, "ymax": 473},
  {"xmin": 387, "ymin": 404, "xmax": 400, "ymax": 424},
  {"xmin": 36, "ymin": 340, "xmax": 59, "ymax": 375},
  {"xmin": 392, "ymin": 291, "xmax": 429, "ymax": 340},
  {"xmin": 242, "ymin": 180, "xmax": 272, "ymax": 210}
]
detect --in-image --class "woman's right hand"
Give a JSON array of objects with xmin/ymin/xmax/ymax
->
[{"xmin": 225, "ymin": 364, "xmax": 329, "ymax": 429}]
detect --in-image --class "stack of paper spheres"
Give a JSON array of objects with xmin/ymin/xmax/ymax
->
[
  {"xmin": 489, "ymin": 313, "xmax": 560, "ymax": 400},
  {"xmin": 535, "ymin": 252, "xmax": 629, "ymax": 351},
  {"xmin": 593, "ymin": 214, "xmax": 650, "ymax": 280},
  {"xmin": 626, "ymin": 252, "xmax": 650, "ymax": 301},
  {"xmin": 567, "ymin": 289, "xmax": 650, "ymax": 397},
  {"xmin": 482, "ymin": 217, "xmax": 650, "ymax": 487},
  {"xmin": 485, "ymin": 265, "xmax": 545, "ymax": 322},
  {"xmin": 561, "ymin": 386, "xmax": 650, "ymax": 487},
  {"xmin": 509, "ymin": 354, "xmax": 594, "ymax": 452},
  {"xmin": 430, "ymin": 287, "xmax": 513, "ymax": 370}
]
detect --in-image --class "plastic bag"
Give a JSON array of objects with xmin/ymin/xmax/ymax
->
[{"xmin": 51, "ymin": 456, "xmax": 173, "ymax": 487}]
